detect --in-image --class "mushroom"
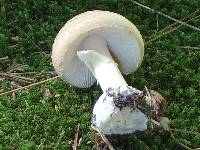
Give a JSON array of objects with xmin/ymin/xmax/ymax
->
[{"xmin": 52, "ymin": 10, "xmax": 163, "ymax": 135}]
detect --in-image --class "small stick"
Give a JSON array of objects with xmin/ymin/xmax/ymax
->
[
  {"xmin": 11, "ymin": 36, "xmax": 19, "ymax": 42},
  {"xmin": 0, "ymin": 72, "xmax": 34, "ymax": 83},
  {"xmin": 10, "ymin": 71, "xmax": 56, "ymax": 75},
  {"xmin": 78, "ymin": 138, "xmax": 82, "ymax": 148},
  {"xmin": 150, "ymin": 119, "xmax": 200, "ymax": 150},
  {"xmin": 146, "ymin": 14, "xmax": 200, "ymax": 44},
  {"xmin": 169, "ymin": 129, "xmax": 200, "ymax": 150},
  {"xmin": 0, "ymin": 76, "xmax": 59, "ymax": 96},
  {"xmin": 178, "ymin": 46, "xmax": 200, "ymax": 50},
  {"xmin": 72, "ymin": 123, "xmax": 81, "ymax": 150},
  {"xmin": 0, "ymin": 76, "xmax": 31, "ymax": 84},
  {"xmin": 156, "ymin": 10, "xmax": 198, "ymax": 35},
  {"xmin": 0, "ymin": 56, "xmax": 9, "ymax": 61},
  {"xmin": 146, "ymin": 10, "xmax": 199, "ymax": 42},
  {"xmin": 156, "ymin": 14, "xmax": 159, "ymax": 31},
  {"xmin": 130, "ymin": 0, "xmax": 200, "ymax": 31},
  {"xmin": 91, "ymin": 125, "xmax": 115, "ymax": 150},
  {"xmin": 170, "ymin": 128, "xmax": 200, "ymax": 136}
]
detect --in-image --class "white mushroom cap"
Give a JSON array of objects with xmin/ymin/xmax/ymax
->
[{"xmin": 52, "ymin": 10, "xmax": 144, "ymax": 88}]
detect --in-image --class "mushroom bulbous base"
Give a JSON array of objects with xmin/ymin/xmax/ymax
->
[{"xmin": 92, "ymin": 92, "xmax": 148, "ymax": 135}]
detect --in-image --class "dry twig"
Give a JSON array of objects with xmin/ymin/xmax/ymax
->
[
  {"xmin": 158, "ymin": 10, "xmax": 199, "ymax": 33},
  {"xmin": 150, "ymin": 119, "xmax": 200, "ymax": 150},
  {"xmin": 72, "ymin": 123, "xmax": 81, "ymax": 150},
  {"xmin": 10, "ymin": 71, "xmax": 56, "ymax": 75},
  {"xmin": 146, "ymin": 14, "xmax": 200, "ymax": 44},
  {"xmin": 11, "ymin": 36, "xmax": 19, "ymax": 42},
  {"xmin": 130, "ymin": 0, "xmax": 200, "ymax": 31},
  {"xmin": 147, "ymin": 10, "xmax": 199, "ymax": 42},
  {"xmin": 170, "ymin": 128, "xmax": 200, "ymax": 136},
  {"xmin": 156, "ymin": 14, "xmax": 159, "ymax": 31},
  {"xmin": 178, "ymin": 46, "xmax": 200, "ymax": 50},
  {"xmin": 6, "ymin": 63, "xmax": 29, "ymax": 73},
  {"xmin": 91, "ymin": 125, "xmax": 115, "ymax": 150},
  {"xmin": 0, "ymin": 56, "xmax": 9, "ymax": 61},
  {"xmin": 0, "ymin": 71, "xmax": 34, "ymax": 84},
  {"xmin": 0, "ymin": 76, "xmax": 59, "ymax": 96},
  {"xmin": 169, "ymin": 129, "xmax": 200, "ymax": 150}
]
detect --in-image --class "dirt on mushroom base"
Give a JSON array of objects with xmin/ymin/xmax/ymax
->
[
  {"xmin": 90, "ymin": 87, "xmax": 168, "ymax": 149},
  {"xmin": 104, "ymin": 86, "xmax": 166, "ymax": 119},
  {"xmin": 91, "ymin": 86, "xmax": 168, "ymax": 134}
]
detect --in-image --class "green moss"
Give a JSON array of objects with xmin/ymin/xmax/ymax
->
[{"xmin": 0, "ymin": 0, "xmax": 199, "ymax": 149}]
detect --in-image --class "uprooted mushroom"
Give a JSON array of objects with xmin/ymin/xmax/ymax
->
[{"xmin": 52, "ymin": 10, "xmax": 166, "ymax": 135}]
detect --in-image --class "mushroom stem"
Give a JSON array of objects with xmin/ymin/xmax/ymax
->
[{"xmin": 77, "ymin": 35, "xmax": 128, "ymax": 91}]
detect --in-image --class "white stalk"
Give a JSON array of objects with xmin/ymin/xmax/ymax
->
[
  {"xmin": 77, "ymin": 35, "xmax": 148, "ymax": 135},
  {"xmin": 77, "ymin": 35, "xmax": 128, "ymax": 91}
]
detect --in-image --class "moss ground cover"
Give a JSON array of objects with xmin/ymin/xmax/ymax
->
[{"xmin": 0, "ymin": 0, "xmax": 200, "ymax": 149}]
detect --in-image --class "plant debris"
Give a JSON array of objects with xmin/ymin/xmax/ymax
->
[
  {"xmin": 91, "ymin": 125, "xmax": 115, "ymax": 150},
  {"xmin": 42, "ymin": 88, "xmax": 52, "ymax": 98},
  {"xmin": 72, "ymin": 123, "xmax": 82, "ymax": 150}
]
